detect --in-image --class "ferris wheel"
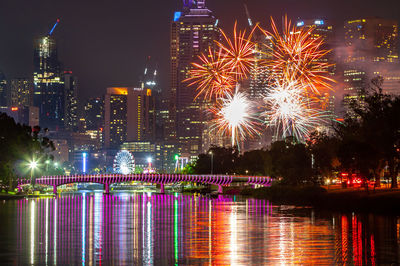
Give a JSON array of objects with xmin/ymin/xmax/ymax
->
[{"xmin": 113, "ymin": 150, "xmax": 135, "ymax": 175}]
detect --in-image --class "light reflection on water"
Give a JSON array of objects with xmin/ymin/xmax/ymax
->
[{"xmin": 0, "ymin": 193, "xmax": 399, "ymax": 264}]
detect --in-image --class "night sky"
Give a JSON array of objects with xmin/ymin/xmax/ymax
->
[{"xmin": 0, "ymin": 0, "xmax": 399, "ymax": 101}]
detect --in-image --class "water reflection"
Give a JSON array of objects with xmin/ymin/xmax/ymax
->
[{"xmin": 1, "ymin": 193, "xmax": 398, "ymax": 264}]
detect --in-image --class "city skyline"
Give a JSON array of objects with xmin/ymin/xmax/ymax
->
[{"xmin": 0, "ymin": 0, "xmax": 399, "ymax": 101}]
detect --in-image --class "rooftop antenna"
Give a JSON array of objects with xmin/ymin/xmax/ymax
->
[
  {"xmin": 243, "ymin": 3, "xmax": 253, "ymax": 27},
  {"xmin": 49, "ymin": 18, "xmax": 60, "ymax": 36}
]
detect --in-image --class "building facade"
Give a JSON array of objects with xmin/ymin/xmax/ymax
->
[
  {"xmin": 169, "ymin": 0, "xmax": 220, "ymax": 160},
  {"xmin": 0, "ymin": 72, "xmax": 7, "ymax": 107},
  {"xmin": 83, "ymin": 97, "xmax": 104, "ymax": 131},
  {"xmin": 343, "ymin": 18, "xmax": 399, "ymax": 111},
  {"xmin": 33, "ymin": 35, "xmax": 64, "ymax": 129},
  {"xmin": 10, "ymin": 78, "xmax": 33, "ymax": 108},
  {"xmin": 63, "ymin": 71, "xmax": 78, "ymax": 131},
  {"xmin": 104, "ymin": 87, "xmax": 155, "ymax": 149}
]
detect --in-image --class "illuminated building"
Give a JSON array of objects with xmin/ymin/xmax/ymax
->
[
  {"xmin": 83, "ymin": 97, "xmax": 104, "ymax": 130},
  {"xmin": 51, "ymin": 139, "xmax": 69, "ymax": 163},
  {"xmin": 0, "ymin": 71, "xmax": 7, "ymax": 107},
  {"xmin": 140, "ymin": 57, "xmax": 167, "ymax": 142},
  {"xmin": 10, "ymin": 78, "xmax": 33, "ymax": 107},
  {"xmin": 104, "ymin": 87, "xmax": 155, "ymax": 149},
  {"xmin": 121, "ymin": 141, "xmax": 156, "ymax": 168},
  {"xmin": 63, "ymin": 71, "xmax": 78, "ymax": 131},
  {"xmin": 249, "ymin": 34, "xmax": 273, "ymax": 100},
  {"xmin": 296, "ymin": 19, "xmax": 336, "ymax": 75},
  {"xmin": 297, "ymin": 19, "xmax": 337, "ymax": 118},
  {"xmin": 343, "ymin": 18, "xmax": 399, "ymax": 111},
  {"xmin": 33, "ymin": 34, "xmax": 64, "ymax": 129},
  {"xmin": 169, "ymin": 0, "xmax": 220, "ymax": 160},
  {"xmin": 0, "ymin": 106, "xmax": 39, "ymax": 127}
]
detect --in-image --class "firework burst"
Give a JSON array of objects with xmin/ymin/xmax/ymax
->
[
  {"xmin": 186, "ymin": 48, "xmax": 235, "ymax": 100},
  {"xmin": 210, "ymin": 86, "xmax": 260, "ymax": 146},
  {"xmin": 264, "ymin": 76, "xmax": 330, "ymax": 140},
  {"xmin": 216, "ymin": 22, "xmax": 257, "ymax": 80},
  {"xmin": 259, "ymin": 17, "xmax": 334, "ymax": 96}
]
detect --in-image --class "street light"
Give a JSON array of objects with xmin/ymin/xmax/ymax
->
[
  {"xmin": 28, "ymin": 160, "xmax": 38, "ymax": 186},
  {"xmin": 209, "ymin": 151, "xmax": 213, "ymax": 175},
  {"xmin": 147, "ymin": 157, "xmax": 152, "ymax": 170},
  {"xmin": 45, "ymin": 160, "xmax": 50, "ymax": 172}
]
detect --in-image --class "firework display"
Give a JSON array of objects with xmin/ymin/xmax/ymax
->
[
  {"xmin": 210, "ymin": 85, "xmax": 260, "ymax": 146},
  {"xmin": 186, "ymin": 17, "xmax": 334, "ymax": 145}
]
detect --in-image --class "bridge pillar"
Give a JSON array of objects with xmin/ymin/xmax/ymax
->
[
  {"xmin": 160, "ymin": 183, "xmax": 165, "ymax": 194},
  {"xmin": 217, "ymin": 185, "xmax": 223, "ymax": 194},
  {"xmin": 104, "ymin": 183, "xmax": 110, "ymax": 194},
  {"xmin": 53, "ymin": 185, "xmax": 57, "ymax": 195}
]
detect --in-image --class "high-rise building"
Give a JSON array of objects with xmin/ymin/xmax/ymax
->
[
  {"xmin": 343, "ymin": 18, "xmax": 399, "ymax": 111},
  {"xmin": 0, "ymin": 72, "xmax": 7, "ymax": 107},
  {"xmin": 169, "ymin": 0, "xmax": 220, "ymax": 160},
  {"xmin": 10, "ymin": 78, "xmax": 33, "ymax": 108},
  {"xmin": 33, "ymin": 35, "xmax": 64, "ymax": 129},
  {"xmin": 84, "ymin": 97, "xmax": 104, "ymax": 131},
  {"xmin": 296, "ymin": 19, "xmax": 337, "ymax": 117},
  {"xmin": 63, "ymin": 71, "xmax": 78, "ymax": 131},
  {"xmin": 104, "ymin": 87, "xmax": 155, "ymax": 149},
  {"xmin": 296, "ymin": 19, "xmax": 336, "ymax": 75},
  {"xmin": 249, "ymin": 34, "xmax": 273, "ymax": 100}
]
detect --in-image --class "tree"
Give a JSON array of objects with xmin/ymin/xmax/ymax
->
[
  {"xmin": 0, "ymin": 113, "xmax": 55, "ymax": 191},
  {"xmin": 193, "ymin": 146, "xmax": 239, "ymax": 174},
  {"xmin": 335, "ymin": 77, "xmax": 400, "ymax": 188},
  {"xmin": 307, "ymin": 131, "xmax": 339, "ymax": 181},
  {"xmin": 270, "ymin": 138, "xmax": 313, "ymax": 185}
]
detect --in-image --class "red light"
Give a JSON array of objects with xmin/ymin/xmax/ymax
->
[{"xmin": 11, "ymin": 107, "xmax": 18, "ymax": 111}]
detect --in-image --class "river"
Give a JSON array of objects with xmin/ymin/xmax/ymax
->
[{"xmin": 0, "ymin": 192, "xmax": 399, "ymax": 265}]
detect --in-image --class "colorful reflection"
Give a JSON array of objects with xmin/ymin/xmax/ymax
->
[{"xmin": 0, "ymin": 194, "xmax": 398, "ymax": 264}]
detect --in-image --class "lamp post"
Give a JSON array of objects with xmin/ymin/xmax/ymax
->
[
  {"xmin": 147, "ymin": 157, "xmax": 152, "ymax": 171},
  {"xmin": 209, "ymin": 151, "xmax": 213, "ymax": 175},
  {"xmin": 45, "ymin": 160, "xmax": 50, "ymax": 172},
  {"xmin": 29, "ymin": 160, "xmax": 38, "ymax": 187}
]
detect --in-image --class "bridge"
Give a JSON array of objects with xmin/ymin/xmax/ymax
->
[{"xmin": 17, "ymin": 174, "xmax": 271, "ymax": 194}]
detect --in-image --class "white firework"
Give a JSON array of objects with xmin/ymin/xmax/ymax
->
[{"xmin": 113, "ymin": 150, "xmax": 135, "ymax": 175}]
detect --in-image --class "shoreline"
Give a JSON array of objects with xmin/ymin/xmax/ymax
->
[{"xmin": 239, "ymin": 185, "xmax": 400, "ymax": 214}]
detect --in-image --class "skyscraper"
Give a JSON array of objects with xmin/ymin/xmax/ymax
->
[
  {"xmin": 169, "ymin": 0, "xmax": 220, "ymax": 160},
  {"xmin": 33, "ymin": 34, "xmax": 64, "ymax": 129},
  {"xmin": 296, "ymin": 19, "xmax": 337, "ymax": 116},
  {"xmin": 343, "ymin": 18, "xmax": 399, "ymax": 110},
  {"xmin": 63, "ymin": 71, "xmax": 78, "ymax": 131},
  {"xmin": 249, "ymin": 34, "xmax": 273, "ymax": 100},
  {"xmin": 104, "ymin": 87, "xmax": 155, "ymax": 149},
  {"xmin": 84, "ymin": 97, "xmax": 104, "ymax": 131},
  {"xmin": 0, "ymin": 72, "xmax": 7, "ymax": 107},
  {"xmin": 10, "ymin": 78, "xmax": 33, "ymax": 107}
]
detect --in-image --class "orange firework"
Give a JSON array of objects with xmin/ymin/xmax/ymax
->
[
  {"xmin": 259, "ymin": 17, "xmax": 334, "ymax": 96},
  {"xmin": 186, "ymin": 23, "xmax": 258, "ymax": 100},
  {"xmin": 216, "ymin": 22, "xmax": 257, "ymax": 80},
  {"xmin": 186, "ymin": 47, "xmax": 235, "ymax": 100}
]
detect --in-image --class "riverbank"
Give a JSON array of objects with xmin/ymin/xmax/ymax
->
[
  {"xmin": 0, "ymin": 192, "xmax": 26, "ymax": 200},
  {"xmin": 240, "ymin": 185, "xmax": 400, "ymax": 214}
]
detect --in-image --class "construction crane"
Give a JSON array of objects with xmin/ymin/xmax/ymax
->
[{"xmin": 49, "ymin": 18, "xmax": 60, "ymax": 36}]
